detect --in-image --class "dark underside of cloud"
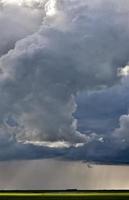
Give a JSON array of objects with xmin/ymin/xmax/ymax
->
[
  {"xmin": 1, "ymin": 140, "xmax": 129, "ymax": 165},
  {"xmin": 1, "ymin": 135, "xmax": 129, "ymax": 165},
  {"xmin": 0, "ymin": 0, "xmax": 129, "ymax": 164}
]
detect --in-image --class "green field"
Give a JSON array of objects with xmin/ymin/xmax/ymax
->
[{"xmin": 0, "ymin": 192, "xmax": 129, "ymax": 200}]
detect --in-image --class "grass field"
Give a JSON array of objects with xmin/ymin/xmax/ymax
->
[{"xmin": 0, "ymin": 191, "xmax": 129, "ymax": 199}]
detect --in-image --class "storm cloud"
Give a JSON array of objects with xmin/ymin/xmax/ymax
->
[{"xmin": 0, "ymin": 0, "xmax": 129, "ymax": 163}]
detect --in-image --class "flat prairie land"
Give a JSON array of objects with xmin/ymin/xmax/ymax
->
[{"xmin": 0, "ymin": 191, "xmax": 129, "ymax": 200}]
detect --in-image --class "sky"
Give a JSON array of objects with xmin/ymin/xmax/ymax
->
[{"xmin": 0, "ymin": 0, "xmax": 129, "ymax": 189}]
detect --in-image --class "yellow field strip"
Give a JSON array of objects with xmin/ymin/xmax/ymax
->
[{"xmin": 0, "ymin": 193, "xmax": 128, "ymax": 196}]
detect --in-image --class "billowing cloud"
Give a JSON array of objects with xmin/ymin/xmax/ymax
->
[
  {"xmin": 113, "ymin": 114, "xmax": 129, "ymax": 146},
  {"xmin": 0, "ymin": 0, "xmax": 129, "ymax": 162},
  {"xmin": 0, "ymin": 0, "xmax": 44, "ymax": 56},
  {"xmin": 75, "ymin": 81, "xmax": 129, "ymax": 135}
]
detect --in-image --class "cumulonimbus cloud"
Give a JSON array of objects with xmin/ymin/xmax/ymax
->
[{"xmin": 0, "ymin": 0, "xmax": 129, "ymax": 161}]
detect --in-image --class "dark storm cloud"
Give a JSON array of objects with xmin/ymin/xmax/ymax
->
[
  {"xmin": 0, "ymin": 137, "xmax": 68, "ymax": 161},
  {"xmin": 1, "ymin": 136, "xmax": 129, "ymax": 165},
  {"xmin": 0, "ymin": 0, "xmax": 129, "ymax": 163},
  {"xmin": 75, "ymin": 81, "xmax": 129, "ymax": 135}
]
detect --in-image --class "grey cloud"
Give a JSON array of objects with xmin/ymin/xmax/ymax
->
[
  {"xmin": 113, "ymin": 113, "xmax": 129, "ymax": 146},
  {"xmin": 0, "ymin": 0, "xmax": 43, "ymax": 56},
  {"xmin": 0, "ymin": 0, "xmax": 129, "ymax": 162},
  {"xmin": 76, "ymin": 81, "xmax": 129, "ymax": 135}
]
